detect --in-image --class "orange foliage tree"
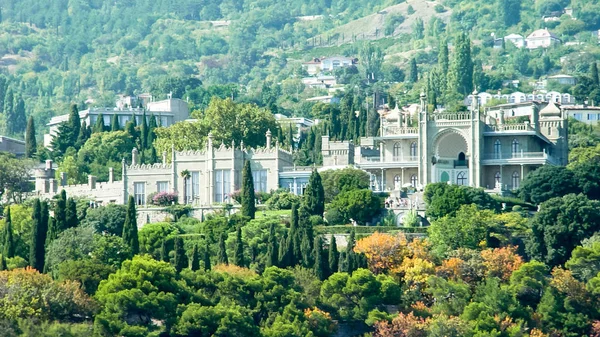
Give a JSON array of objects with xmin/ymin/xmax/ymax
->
[
  {"xmin": 354, "ymin": 232, "xmax": 409, "ymax": 274},
  {"xmin": 480, "ymin": 246, "xmax": 523, "ymax": 282},
  {"xmin": 373, "ymin": 312, "xmax": 427, "ymax": 337}
]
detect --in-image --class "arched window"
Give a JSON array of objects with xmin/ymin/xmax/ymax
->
[
  {"xmin": 410, "ymin": 142, "xmax": 417, "ymax": 159},
  {"xmin": 494, "ymin": 172, "xmax": 501, "ymax": 185},
  {"xmin": 511, "ymin": 139, "xmax": 519, "ymax": 157},
  {"xmin": 512, "ymin": 171, "xmax": 520, "ymax": 189},
  {"xmin": 547, "ymin": 126, "xmax": 552, "ymax": 136},
  {"xmin": 458, "ymin": 152, "xmax": 466, "ymax": 161},
  {"xmin": 393, "ymin": 142, "xmax": 402, "ymax": 159},
  {"xmin": 494, "ymin": 139, "xmax": 501, "ymax": 159},
  {"xmin": 394, "ymin": 175, "xmax": 401, "ymax": 189},
  {"xmin": 457, "ymin": 171, "xmax": 467, "ymax": 186},
  {"xmin": 410, "ymin": 174, "xmax": 418, "ymax": 187}
]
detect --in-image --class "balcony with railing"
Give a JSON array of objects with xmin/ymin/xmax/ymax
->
[
  {"xmin": 381, "ymin": 125, "xmax": 419, "ymax": 137},
  {"xmin": 485, "ymin": 123, "xmax": 535, "ymax": 133},
  {"xmin": 482, "ymin": 151, "xmax": 559, "ymax": 165},
  {"xmin": 357, "ymin": 155, "xmax": 419, "ymax": 168}
]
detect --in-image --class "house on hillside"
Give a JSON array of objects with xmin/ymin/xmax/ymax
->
[
  {"xmin": 302, "ymin": 56, "xmax": 357, "ymax": 75},
  {"xmin": 526, "ymin": 28, "xmax": 561, "ymax": 49},
  {"xmin": 547, "ymin": 74, "xmax": 577, "ymax": 86},
  {"xmin": 504, "ymin": 34, "xmax": 525, "ymax": 48}
]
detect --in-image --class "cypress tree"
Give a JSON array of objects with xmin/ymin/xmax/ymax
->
[
  {"xmin": 241, "ymin": 161, "xmax": 256, "ymax": 219},
  {"xmin": 592, "ymin": 62, "xmax": 599, "ymax": 87},
  {"xmin": 299, "ymin": 204, "xmax": 314, "ymax": 247},
  {"xmin": 25, "ymin": 116, "xmax": 37, "ymax": 158},
  {"xmin": 266, "ymin": 222, "xmax": 278, "ymax": 268},
  {"xmin": 301, "ymin": 233, "xmax": 313, "ymax": 268},
  {"xmin": 233, "ymin": 226, "xmax": 245, "ymax": 267},
  {"xmin": 339, "ymin": 251, "xmax": 347, "ymax": 272},
  {"xmin": 3, "ymin": 207, "xmax": 14, "ymax": 258},
  {"xmin": 288, "ymin": 203, "xmax": 301, "ymax": 264},
  {"xmin": 45, "ymin": 217, "xmax": 57, "ymax": 248},
  {"xmin": 346, "ymin": 229, "xmax": 357, "ymax": 273},
  {"xmin": 55, "ymin": 190, "xmax": 67, "ymax": 232},
  {"xmin": 76, "ymin": 121, "xmax": 89, "ymax": 147},
  {"xmin": 409, "ymin": 58, "xmax": 418, "ymax": 83},
  {"xmin": 217, "ymin": 235, "xmax": 228, "ymax": 265},
  {"xmin": 304, "ymin": 170, "xmax": 325, "ymax": 216},
  {"xmin": 122, "ymin": 195, "xmax": 139, "ymax": 254},
  {"xmin": 173, "ymin": 237, "xmax": 186, "ymax": 273},
  {"xmin": 448, "ymin": 32, "xmax": 473, "ymax": 96},
  {"xmin": 40, "ymin": 201, "xmax": 49, "ymax": 238},
  {"xmin": 288, "ymin": 127, "xmax": 294, "ymax": 149},
  {"xmin": 65, "ymin": 197, "xmax": 78, "ymax": 228},
  {"xmin": 125, "ymin": 121, "xmax": 137, "ymax": 142},
  {"xmin": 278, "ymin": 232, "xmax": 289, "ymax": 267},
  {"xmin": 140, "ymin": 110, "xmax": 148, "ymax": 149},
  {"xmin": 3, "ymin": 87, "xmax": 14, "ymax": 134},
  {"xmin": 204, "ymin": 241, "xmax": 211, "ymax": 270},
  {"xmin": 160, "ymin": 239, "xmax": 169, "ymax": 262},
  {"xmin": 111, "ymin": 113, "xmax": 120, "ymax": 131},
  {"xmin": 14, "ymin": 95, "xmax": 26, "ymax": 135},
  {"xmin": 94, "ymin": 113, "xmax": 106, "ymax": 133},
  {"xmin": 328, "ymin": 235, "xmax": 339, "ymax": 276},
  {"xmin": 67, "ymin": 104, "xmax": 81, "ymax": 144},
  {"xmin": 190, "ymin": 244, "xmax": 200, "ymax": 271},
  {"xmin": 0, "ymin": 255, "xmax": 6, "ymax": 271},
  {"xmin": 313, "ymin": 236, "xmax": 326, "ymax": 280},
  {"xmin": 148, "ymin": 147, "xmax": 158, "ymax": 164},
  {"xmin": 30, "ymin": 199, "xmax": 48, "ymax": 271},
  {"xmin": 147, "ymin": 114, "xmax": 157, "ymax": 148}
]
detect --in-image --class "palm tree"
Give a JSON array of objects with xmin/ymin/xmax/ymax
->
[{"xmin": 180, "ymin": 170, "xmax": 190, "ymax": 204}]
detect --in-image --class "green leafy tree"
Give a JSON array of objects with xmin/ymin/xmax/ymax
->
[
  {"xmin": 498, "ymin": 0, "xmax": 522, "ymax": 27},
  {"xmin": 93, "ymin": 113, "xmax": 106, "ymax": 133},
  {"xmin": 359, "ymin": 42, "xmax": 384, "ymax": 82},
  {"xmin": 189, "ymin": 244, "xmax": 199, "ymax": 271},
  {"xmin": 519, "ymin": 166, "xmax": 580, "ymax": 204},
  {"xmin": 122, "ymin": 195, "xmax": 139, "ymax": 255},
  {"xmin": 448, "ymin": 32, "xmax": 473, "ymax": 96},
  {"xmin": 509, "ymin": 261, "xmax": 548, "ymax": 309},
  {"xmin": 591, "ymin": 62, "xmax": 599, "ymax": 87},
  {"xmin": 138, "ymin": 222, "xmax": 180, "ymax": 259},
  {"xmin": 29, "ymin": 199, "xmax": 48, "ymax": 272},
  {"xmin": 80, "ymin": 204, "xmax": 127, "ymax": 236},
  {"xmin": 527, "ymin": 194, "xmax": 600, "ymax": 267},
  {"xmin": 67, "ymin": 104, "xmax": 81, "ymax": 145},
  {"xmin": 3, "ymin": 207, "xmax": 14, "ymax": 258},
  {"xmin": 241, "ymin": 161, "xmax": 256, "ymax": 219},
  {"xmin": 3, "ymin": 87, "xmax": 14, "ymax": 134},
  {"xmin": 173, "ymin": 236, "xmax": 186, "ymax": 273},
  {"xmin": 25, "ymin": 116, "xmax": 37, "ymax": 158},
  {"xmin": 566, "ymin": 236, "xmax": 600, "ymax": 282},
  {"xmin": 328, "ymin": 189, "xmax": 382, "ymax": 225}
]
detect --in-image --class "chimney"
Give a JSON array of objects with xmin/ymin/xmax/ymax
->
[
  {"xmin": 266, "ymin": 129, "xmax": 272, "ymax": 149},
  {"xmin": 162, "ymin": 151, "xmax": 167, "ymax": 164},
  {"xmin": 132, "ymin": 148, "xmax": 139, "ymax": 165},
  {"xmin": 109, "ymin": 167, "xmax": 114, "ymax": 183},
  {"xmin": 60, "ymin": 172, "xmax": 67, "ymax": 186},
  {"xmin": 88, "ymin": 175, "xmax": 97, "ymax": 189}
]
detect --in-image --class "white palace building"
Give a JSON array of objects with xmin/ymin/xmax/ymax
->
[{"xmin": 34, "ymin": 92, "xmax": 568, "ymax": 206}]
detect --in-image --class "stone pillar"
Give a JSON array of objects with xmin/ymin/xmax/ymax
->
[
  {"xmin": 49, "ymin": 179, "xmax": 57, "ymax": 194},
  {"xmin": 266, "ymin": 129, "xmax": 272, "ymax": 149},
  {"xmin": 207, "ymin": 132, "xmax": 214, "ymax": 204},
  {"xmin": 132, "ymin": 148, "xmax": 139, "ymax": 165},
  {"xmin": 45, "ymin": 159, "xmax": 53, "ymax": 170},
  {"xmin": 231, "ymin": 140, "xmax": 236, "ymax": 204},
  {"xmin": 60, "ymin": 172, "xmax": 67, "ymax": 186},
  {"xmin": 109, "ymin": 167, "xmax": 114, "ymax": 183},
  {"xmin": 418, "ymin": 91, "xmax": 429, "ymax": 187},
  {"xmin": 88, "ymin": 175, "xmax": 97, "ymax": 189},
  {"xmin": 122, "ymin": 158, "xmax": 127, "ymax": 204},
  {"xmin": 162, "ymin": 151, "xmax": 167, "ymax": 164}
]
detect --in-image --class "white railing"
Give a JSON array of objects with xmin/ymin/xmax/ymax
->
[
  {"xmin": 382, "ymin": 126, "xmax": 418, "ymax": 136},
  {"xmin": 429, "ymin": 113, "xmax": 471, "ymax": 121},
  {"xmin": 486, "ymin": 123, "xmax": 534, "ymax": 132},
  {"xmin": 361, "ymin": 156, "xmax": 418, "ymax": 163},
  {"xmin": 281, "ymin": 166, "xmax": 314, "ymax": 172},
  {"xmin": 482, "ymin": 151, "xmax": 553, "ymax": 161}
]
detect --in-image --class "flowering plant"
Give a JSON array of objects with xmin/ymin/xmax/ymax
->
[{"xmin": 151, "ymin": 191, "xmax": 178, "ymax": 206}]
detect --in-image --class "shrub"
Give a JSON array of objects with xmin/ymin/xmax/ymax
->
[
  {"xmin": 434, "ymin": 4, "xmax": 445, "ymax": 13},
  {"xmin": 328, "ymin": 189, "xmax": 382, "ymax": 225},
  {"xmin": 324, "ymin": 208, "xmax": 345, "ymax": 226},
  {"xmin": 151, "ymin": 191, "xmax": 178, "ymax": 206},
  {"xmin": 266, "ymin": 189, "xmax": 301, "ymax": 210},
  {"xmin": 310, "ymin": 215, "xmax": 325, "ymax": 227},
  {"xmin": 407, "ymin": 5, "xmax": 415, "ymax": 14}
]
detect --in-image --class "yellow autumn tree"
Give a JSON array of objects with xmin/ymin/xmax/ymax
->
[
  {"xmin": 480, "ymin": 246, "xmax": 523, "ymax": 282},
  {"xmin": 354, "ymin": 232, "xmax": 409, "ymax": 274}
]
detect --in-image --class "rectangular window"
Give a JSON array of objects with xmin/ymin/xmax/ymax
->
[
  {"xmin": 134, "ymin": 182, "xmax": 145, "ymax": 206},
  {"xmin": 252, "ymin": 169, "xmax": 268, "ymax": 193},
  {"xmin": 184, "ymin": 172, "xmax": 200, "ymax": 204},
  {"xmin": 119, "ymin": 115, "xmax": 130, "ymax": 126},
  {"xmin": 157, "ymin": 181, "xmax": 169, "ymax": 193},
  {"xmin": 214, "ymin": 170, "xmax": 231, "ymax": 203},
  {"xmin": 573, "ymin": 113, "xmax": 583, "ymax": 120}
]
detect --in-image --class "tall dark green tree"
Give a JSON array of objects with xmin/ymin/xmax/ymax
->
[
  {"xmin": 288, "ymin": 203, "xmax": 301, "ymax": 265},
  {"xmin": 67, "ymin": 104, "xmax": 81, "ymax": 144},
  {"xmin": 173, "ymin": 237, "xmax": 186, "ymax": 273},
  {"xmin": 0, "ymin": 255, "xmax": 5, "ymax": 271},
  {"xmin": 204, "ymin": 241, "xmax": 211, "ymax": 270},
  {"xmin": 111, "ymin": 113, "xmax": 121, "ymax": 131},
  {"xmin": 345, "ymin": 229, "xmax": 357, "ymax": 274},
  {"xmin": 313, "ymin": 236, "xmax": 326, "ymax": 280},
  {"xmin": 160, "ymin": 239, "xmax": 169, "ymax": 262},
  {"xmin": 25, "ymin": 116, "xmax": 37, "ymax": 158},
  {"xmin": 217, "ymin": 235, "xmax": 228, "ymax": 265},
  {"xmin": 591, "ymin": 62, "xmax": 599, "ymax": 87},
  {"xmin": 328, "ymin": 235, "xmax": 339, "ymax": 276},
  {"xmin": 304, "ymin": 170, "xmax": 325, "ymax": 216},
  {"xmin": 147, "ymin": 114, "xmax": 157, "ymax": 148},
  {"xmin": 122, "ymin": 195, "xmax": 139, "ymax": 254},
  {"xmin": 3, "ymin": 207, "xmax": 14, "ymax": 258},
  {"xmin": 241, "ymin": 161, "xmax": 256, "ymax": 219},
  {"xmin": 301, "ymin": 233, "xmax": 313, "ymax": 268},
  {"xmin": 409, "ymin": 58, "xmax": 418, "ymax": 83},
  {"xmin": 29, "ymin": 199, "xmax": 48, "ymax": 271},
  {"xmin": 45, "ymin": 217, "xmax": 57, "ymax": 248},
  {"xmin": 233, "ymin": 226, "xmax": 245, "ymax": 267},
  {"xmin": 93, "ymin": 113, "xmax": 106, "ymax": 133},
  {"xmin": 40, "ymin": 201, "xmax": 49, "ymax": 241},
  {"xmin": 3, "ymin": 87, "xmax": 14, "ymax": 133},
  {"xmin": 76, "ymin": 121, "xmax": 89, "ymax": 147},
  {"xmin": 140, "ymin": 111, "xmax": 148, "ymax": 149},
  {"xmin": 498, "ymin": 0, "xmax": 521, "ymax": 27},
  {"xmin": 13, "ymin": 95, "xmax": 26, "ymax": 136},
  {"xmin": 266, "ymin": 222, "xmax": 278, "ymax": 268},
  {"xmin": 65, "ymin": 197, "xmax": 78, "ymax": 229},
  {"xmin": 278, "ymin": 232, "xmax": 290, "ymax": 267},
  {"xmin": 190, "ymin": 244, "xmax": 199, "ymax": 271},
  {"xmin": 55, "ymin": 190, "xmax": 67, "ymax": 232},
  {"xmin": 448, "ymin": 32, "xmax": 473, "ymax": 96}
]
